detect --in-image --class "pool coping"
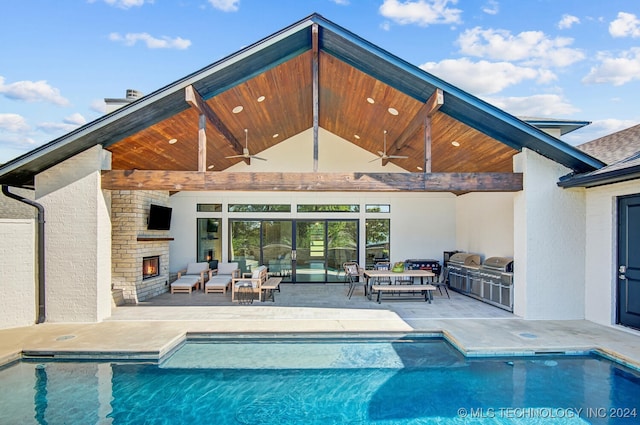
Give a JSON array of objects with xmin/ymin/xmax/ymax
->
[{"xmin": 6, "ymin": 330, "xmax": 639, "ymax": 374}]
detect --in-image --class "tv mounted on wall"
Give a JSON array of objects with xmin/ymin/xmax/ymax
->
[{"xmin": 147, "ymin": 204, "xmax": 172, "ymax": 230}]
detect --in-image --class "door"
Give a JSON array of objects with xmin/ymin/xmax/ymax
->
[
  {"xmin": 617, "ymin": 194, "xmax": 640, "ymax": 330},
  {"xmin": 230, "ymin": 219, "xmax": 358, "ymax": 283}
]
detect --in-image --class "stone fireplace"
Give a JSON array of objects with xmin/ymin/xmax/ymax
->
[
  {"xmin": 142, "ymin": 256, "xmax": 160, "ymax": 279},
  {"xmin": 111, "ymin": 190, "xmax": 172, "ymax": 304}
]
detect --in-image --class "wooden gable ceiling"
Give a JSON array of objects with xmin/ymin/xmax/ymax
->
[{"xmin": 108, "ymin": 50, "xmax": 517, "ymax": 174}]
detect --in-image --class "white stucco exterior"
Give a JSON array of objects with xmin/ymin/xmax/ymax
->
[
  {"xmin": 513, "ymin": 148, "xmax": 586, "ymax": 320},
  {"xmin": 34, "ymin": 146, "xmax": 113, "ymax": 322},
  {"xmin": 584, "ymin": 180, "xmax": 639, "ymax": 327},
  {"xmin": 0, "ymin": 219, "xmax": 35, "ymax": 328}
]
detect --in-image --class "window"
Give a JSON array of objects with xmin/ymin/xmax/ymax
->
[
  {"xmin": 297, "ymin": 204, "xmax": 359, "ymax": 213},
  {"xmin": 197, "ymin": 218, "xmax": 221, "ymax": 264},
  {"xmin": 366, "ymin": 204, "xmax": 390, "ymax": 213},
  {"xmin": 197, "ymin": 204, "xmax": 222, "ymax": 212},
  {"xmin": 228, "ymin": 204, "xmax": 291, "ymax": 212},
  {"xmin": 365, "ymin": 219, "xmax": 390, "ymax": 269}
]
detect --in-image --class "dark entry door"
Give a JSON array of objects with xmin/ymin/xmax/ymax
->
[{"xmin": 617, "ymin": 194, "xmax": 640, "ymax": 330}]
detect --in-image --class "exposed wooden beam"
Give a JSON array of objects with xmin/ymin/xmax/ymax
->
[
  {"xmin": 185, "ymin": 85, "xmax": 243, "ymax": 153},
  {"xmin": 312, "ymin": 23, "xmax": 319, "ymax": 172},
  {"xmin": 424, "ymin": 115, "xmax": 432, "ymax": 173},
  {"xmin": 389, "ymin": 89, "xmax": 444, "ymax": 154},
  {"xmin": 198, "ymin": 114, "xmax": 206, "ymax": 172},
  {"xmin": 102, "ymin": 170, "xmax": 523, "ymax": 192}
]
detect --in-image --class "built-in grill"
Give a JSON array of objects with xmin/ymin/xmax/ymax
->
[
  {"xmin": 476, "ymin": 257, "xmax": 514, "ymax": 312},
  {"xmin": 447, "ymin": 252, "xmax": 481, "ymax": 293}
]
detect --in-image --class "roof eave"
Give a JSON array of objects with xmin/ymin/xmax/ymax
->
[{"xmin": 558, "ymin": 165, "xmax": 640, "ymax": 188}]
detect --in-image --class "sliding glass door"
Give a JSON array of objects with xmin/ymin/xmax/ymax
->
[{"xmin": 229, "ymin": 219, "xmax": 358, "ymax": 283}]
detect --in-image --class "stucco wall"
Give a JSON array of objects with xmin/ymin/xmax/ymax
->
[
  {"xmin": 513, "ymin": 148, "xmax": 586, "ymax": 319},
  {"xmin": 455, "ymin": 192, "xmax": 514, "ymax": 259},
  {"xmin": 0, "ymin": 219, "xmax": 35, "ymax": 329},
  {"xmin": 584, "ymin": 180, "xmax": 639, "ymax": 326},
  {"xmin": 35, "ymin": 146, "xmax": 112, "ymax": 322}
]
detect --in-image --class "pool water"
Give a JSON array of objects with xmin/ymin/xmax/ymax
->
[{"xmin": 1, "ymin": 336, "xmax": 639, "ymax": 424}]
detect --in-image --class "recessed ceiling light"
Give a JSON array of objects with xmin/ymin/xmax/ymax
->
[
  {"xmin": 207, "ymin": 164, "xmax": 215, "ymax": 169},
  {"xmin": 451, "ymin": 141, "xmax": 460, "ymax": 147},
  {"xmin": 257, "ymin": 96, "xmax": 265, "ymax": 102},
  {"xmin": 366, "ymin": 97, "xmax": 375, "ymax": 104},
  {"xmin": 272, "ymin": 133, "xmax": 279, "ymax": 138},
  {"xmin": 388, "ymin": 107, "xmax": 399, "ymax": 116},
  {"xmin": 168, "ymin": 138, "xmax": 177, "ymax": 144},
  {"xmin": 354, "ymin": 134, "xmax": 360, "ymax": 139},
  {"xmin": 232, "ymin": 105, "xmax": 243, "ymax": 114},
  {"xmin": 416, "ymin": 166, "xmax": 423, "ymax": 171}
]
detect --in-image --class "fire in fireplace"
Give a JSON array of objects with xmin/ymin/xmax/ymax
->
[{"xmin": 142, "ymin": 256, "xmax": 160, "ymax": 279}]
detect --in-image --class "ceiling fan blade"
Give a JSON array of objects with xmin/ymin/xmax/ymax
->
[
  {"xmin": 251, "ymin": 155, "xmax": 268, "ymax": 161},
  {"xmin": 225, "ymin": 154, "xmax": 244, "ymax": 159},
  {"xmin": 388, "ymin": 155, "xmax": 409, "ymax": 159},
  {"xmin": 368, "ymin": 157, "xmax": 381, "ymax": 163}
]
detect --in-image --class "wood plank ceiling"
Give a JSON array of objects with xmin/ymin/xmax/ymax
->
[{"xmin": 107, "ymin": 50, "xmax": 517, "ymax": 176}]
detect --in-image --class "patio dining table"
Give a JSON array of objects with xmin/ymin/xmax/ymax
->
[{"xmin": 362, "ymin": 269, "xmax": 435, "ymax": 299}]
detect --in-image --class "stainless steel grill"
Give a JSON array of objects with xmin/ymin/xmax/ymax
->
[
  {"xmin": 447, "ymin": 253, "xmax": 481, "ymax": 293},
  {"xmin": 476, "ymin": 257, "xmax": 514, "ymax": 311}
]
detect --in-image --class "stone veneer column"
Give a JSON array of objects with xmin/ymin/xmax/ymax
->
[
  {"xmin": 513, "ymin": 148, "xmax": 586, "ymax": 319},
  {"xmin": 35, "ymin": 146, "xmax": 112, "ymax": 322},
  {"xmin": 111, "ymin": 190, "xmax": 171, "ymax": 303}
]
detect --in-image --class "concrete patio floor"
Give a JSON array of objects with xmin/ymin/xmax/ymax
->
[{"xmin": 2, "ymin": 283, "xmax": 640, "ymax": 371}]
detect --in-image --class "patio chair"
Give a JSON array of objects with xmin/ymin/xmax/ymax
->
[
  {"xmin": 171, "ymin": 262, "xmax": 210, "ymax": 293},
  {"xmin": 232, "ymin": 265, "xmax": 268, "ymax": 303},
  {"xmin": 205, "ymin": 262, "xmax": 240, "ymax": 294},
  {"xmin": 344, "ymin": 262, "xmax": 364, "ymax": 299},
  {"xmin": 433, "ymin": 267, "xmax": 450, "ymax": 298}
]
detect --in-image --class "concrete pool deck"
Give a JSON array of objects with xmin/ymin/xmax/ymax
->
[{"xmin": 1, "ymin": 284, "xmax": 639, "ymax": 370}]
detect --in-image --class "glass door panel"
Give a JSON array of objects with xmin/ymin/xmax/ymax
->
[
  {"xmin": 197, "ymin": 218, "xmax": 221, "ymax": 267},
  {"xmin": 262, "ymin": 220, "xmax": 293, "ymax": 283},
  {"xmin": 229, "ymin": 220, "xmax": 261, "ymax": 275},
  {"xmin": 327, "ymin": 221, "xmax": 358, "ymax": 283},
  {"xmin": 295, "ymin": 221, "xmax": 327, "ymax": 282}
]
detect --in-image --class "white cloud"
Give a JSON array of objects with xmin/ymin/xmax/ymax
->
[
  {"xmin": 558, "ymin": 14, "xmax": 580, "ymax": 29},
  {"xmin": 88, "ymin": 0, "xmax": 151, "ymax": 9},
  {"xmin": 582, "ymin": 47, "xmax": 640, "ymax": 85},
  {"xmin": 109, "ymin": 32, "xmax": 191, "ymax": 49},
  {"xmin": 457, "ymin": 27, "xmax": 585, "ymax": 67},
  {"xmin": 482, "ymin": 0, "xmax": 498, "ymax": 15},
  {"xmin": 208, "ymin": 0, "xmax": 239, "ymax": 12},
  {"xmin": 63, "ymin": 113, "xmax": 87, "ymax": 126},
  {"xmin": 483, "ymin": 94, "xmax": 579, "ymax": 116},
  {"xmin": 0, "ymin": 76, "xmax": 70, "ymax": 106},
  {"xmin": 379, "ymin": 0, "xmax": 462, "ymax": 26},
  {"xmin": 609, "ymin": 12, "xmax": 640, "ymax": 38},
  {"xmin": 91, "ymin": 99, "xmax": 107, "ymax": 114},
  {"xmin": 420, "ymin": 58, "xmax": 556, "ymax": 95},
  {"xmin": 331, "ymin": 0, "xmax": 350, "ymax": 4},
  {"xmin": 0, "ymin": 113, "xmax": 30, "ymax": 133}
]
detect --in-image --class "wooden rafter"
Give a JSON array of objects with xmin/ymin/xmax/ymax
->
[
  {"xmin": 185, "ymin": 85, "xmax": 244, "ymax": 156},
  {"xmin": 389, "ymin": 88, "xmax": 444, "ymax": 155},
  {"xmin": 101, "ymin": 170, "xmax": 523, "ymax": 192}
]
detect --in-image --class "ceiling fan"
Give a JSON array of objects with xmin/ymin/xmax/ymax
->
[
  {"xmin": 369, "ymin": 130, "xmax": 408, "ymax": 163},
  {"xmin": 225, "ymin": 129, "xmax": 267, "ymax": 161}
]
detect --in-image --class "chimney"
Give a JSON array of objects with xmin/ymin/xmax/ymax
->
[{"xmin": 104, "ymin": 89, "xmax": 143, "ymax": 114}]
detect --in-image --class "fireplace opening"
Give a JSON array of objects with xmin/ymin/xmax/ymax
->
[{"xmin": 143, "ymin": 256, "xmax": 160, "ymax": 279}]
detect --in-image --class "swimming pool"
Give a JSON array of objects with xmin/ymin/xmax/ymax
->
[{"xmin": 1, "ymin": 335, "xmax": 638, "ymax": 424}]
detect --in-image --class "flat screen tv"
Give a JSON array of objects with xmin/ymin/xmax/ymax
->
[{"xmin": 147, "ymin": 204, "xmax": 172, "ymax": 230}]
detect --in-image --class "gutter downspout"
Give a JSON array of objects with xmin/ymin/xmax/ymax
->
[{"xmin": 2, "ymin": 185, "xmax": 46, "ymax": 324}]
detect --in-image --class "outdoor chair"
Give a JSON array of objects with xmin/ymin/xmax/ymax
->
[
  {"xmin": 344, "ymin": 262, "xmax": 364, "ymax": 299},
  {"xmin": 205, "ymin": 262, "xmax": 240, "ymax": 294},
  {"xmin": 171, "ymin": 262, "xmax": 210, "ymax": 294},
  {"xmin": 232, "ymin": 265, "xmax": 268, "ymax": 303},
  {"xmin": 433, "ymin": 267, "xmax": 450, "ymax": 298}
]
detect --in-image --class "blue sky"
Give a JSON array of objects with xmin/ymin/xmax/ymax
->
[{"xmin": 2, "ymin": 0, "xmax": 640, "ymax": 164}]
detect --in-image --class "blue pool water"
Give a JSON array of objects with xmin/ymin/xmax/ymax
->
[{"xmin": 1, "ymin": 336, "xmax": 639, "ymax": 424}]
